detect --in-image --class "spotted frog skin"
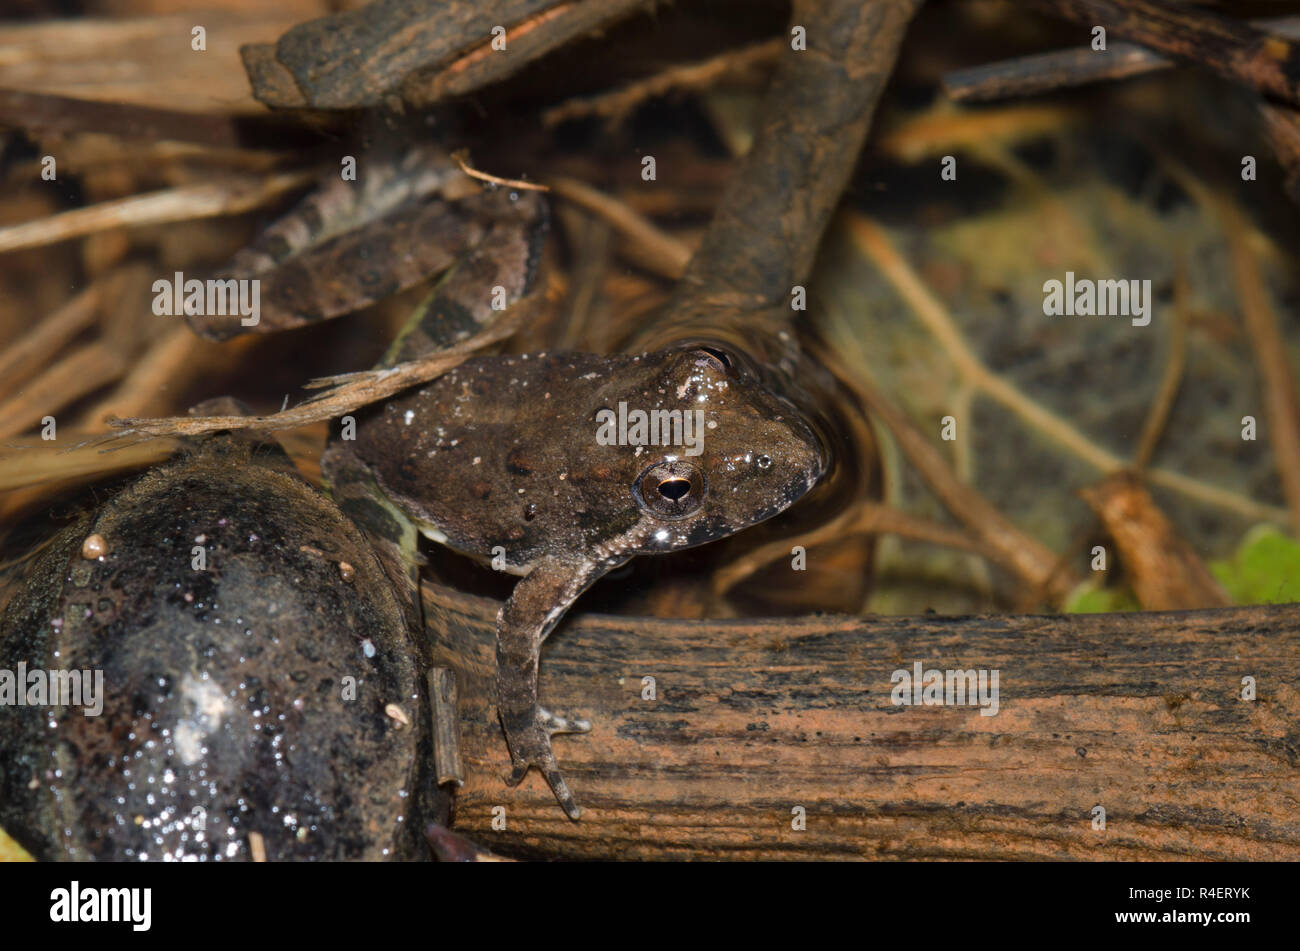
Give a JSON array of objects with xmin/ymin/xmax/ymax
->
[
  {"xmin": 189, "ymin": 144, "xmax": 826, "ymax": 818},
  {"xmin": 337, "ymin": 345, "xmax": 824, "ymax": 817}
]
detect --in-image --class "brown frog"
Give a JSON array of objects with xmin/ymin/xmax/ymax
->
[
  {"xmin": 187, "ymin": 148, "xmax": 827, "ymax": 819},
  {"xmin": 333, "ymin": 345, "xmax": 824, "ymax": 818}
]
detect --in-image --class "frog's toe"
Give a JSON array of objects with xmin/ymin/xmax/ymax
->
[
  {"xmin": 545, "ymin": 769, "xmax": 582, "ymax": 821},
  {"xmin": 505, "ymin": 760, "xmax": 531, "ymax": 788},
  {"xmin": 539, "ymin": 706, "xmax": 592, "ymax": 736},
  {"xmin": 502, "ymin": 720, "xmax": 583, "ymax": 819}
]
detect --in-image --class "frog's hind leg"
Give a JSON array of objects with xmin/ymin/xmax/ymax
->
[
  {"xmin": 382, "ymin": 188, "xmax": 547, "ymax": 366},
  {"xmin": 320, "ymin": 444, "xmax": 426, "ymax": 633},
  {"xmin": 186, "ymin": 153, "xmax": 545, "ymax": 343},
  {"xmin": 496, "ymin": 556, "xmax": 608, "ymax": 820}
]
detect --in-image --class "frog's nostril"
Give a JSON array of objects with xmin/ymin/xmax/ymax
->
[{"xmin": 657, "ymin": 478, "xmax": 690, "ymax": 500}]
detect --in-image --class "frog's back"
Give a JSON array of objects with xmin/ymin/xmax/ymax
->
[{"xmin": 350, "ymin": 352, "xmax": 647, "ymax": 571}]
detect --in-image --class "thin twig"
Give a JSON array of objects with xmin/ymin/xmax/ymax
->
[
  {"xmin": 1152, "ymin": 153, "xmax": 1300, "ymax": 537},
  {"xmin": 1132, "ymin": 258, "xmax": 1189, "ymax": 472},
  {"xmin": 0, "ymin": 343, "xmax": 127, "ymax": 441},
  {"xmin": 1223, "ymin": 204, "xmax": 1300, "ymax": 537},
  {"xmin": 86, "ymin": 293, "xmax": 545, "ymax": 448},
  {"xmin": 547, "ymin": 176, "xmax": 691, "ymax": 280},
  {"xmin": 816, "ymin": 337, "xmax": 1077, "ymax": 602},
  {"xmin": 942, "ymin": 15, "xmax": 1300, "ymax": 103},
  {"xmin": 0, "ymin": 438, "xmax": 176, "ymax": 494},
  {"xmin": 542, "ymin": 40, "xmax": 782, "ymax": 127},
  {"xmin": 0, "ymin": 171, "xmax": 313, "ymax": 255},
  {"xmin": 878, "ymin": 104, "xmax": 1075, "ymax": 163},
  {"xmin": 451, "ymin": 150, "xmax": 549, "ymax": 192},
  {"xmin": 712, "ymin": 497, "xmax": 995, "ymax": 597},
  {"xmin": 1021, "ymin": 0, "xmax": 1300, "ymax": 108},
  {"xmin": 0, "ymin": 282, "xmax": 102, "ymax": 401}
]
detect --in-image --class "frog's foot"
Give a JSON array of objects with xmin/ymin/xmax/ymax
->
[
  {"xmin": 501, "ymin": 708, "xmax": 587, "ymax": 820},
  {"xmin": 539, "ymin": 705, "xmax": 592, "ymax": 736},
  {"xmin": 496, "ymin": 556, "xmax": 612, "ymax": 821}
]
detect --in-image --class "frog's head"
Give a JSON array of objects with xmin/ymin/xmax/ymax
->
[{"xmin": 622, "ymin": 345, "xmax": 826, "ymax": 555}]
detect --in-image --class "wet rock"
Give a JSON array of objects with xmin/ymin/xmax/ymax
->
[{"xmin": 0, "ymin": 434, "xmax": 427, "ymax": 860}]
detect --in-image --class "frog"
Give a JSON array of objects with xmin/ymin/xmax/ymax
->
[
  {"xmin": 330, "ymin": 345, "xmax": 825, "ymax": 817},
  {"xmin": 186, "ymin": 142, "xmax": 827, "ymax": 819}
]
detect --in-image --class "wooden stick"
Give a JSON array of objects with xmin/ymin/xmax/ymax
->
[
  {"xmin": 1222, "ymin": 202, "xmax": 1300, "ymax": 538},
  {"xmin": 0, "ymin": 89, "xmax": 310, "ymax": 150},
  {"xmin": 95, "ymin": 289, "xmax": 551, "ymax": 445},
  {"xmin": 945, "ymin": 41, "xmax": 1172, "ymax": 102},
  {"xmin": 839, "ymin": 364, "xmax": 1076, "ymax": 602},
  {"xmin": 1080, "ymin": 472, "xmax": 1231, "ymax": 609},
  {"xmin": 547, "ymin": 176, "xmax": 692, "ymax": 280},
  {"xmin": 403, "ymin": 0, "xmax": 653, "ymax": 107},
  {"xmin": 541, "ymin": 39, "xmax": 782, "ymax": 127},
  {"xmin": 1131, "ymin": 261, "xmax": 1188, "ymax": 472},
  {"xmin": 944, "ymin": 15, "xmax": 1300, "ymax": 103},
  {"xmin": 711, "ymin": 497, "xmax": 995, "ymax": 597},
  {"xmin": 242, "ymin": 0, "xmax": 657, "ymax": 109},
  {"xmin": 0, "ymin": 438, "xmax": 176, "ymax": 494},
  {"xmin": 1259, "ymin": 102, "xmax": 1300, "ymax": 209},
  {"xmin": 0, "ymin": 343, "xmax": 125, "ymax": 441},
  {"xmin": 1021, "ymin": 0, "xmax": 1300, "ymax": 108},
  {"xmin": 425, "ymin": 582, "xmax": 1300, "ymax": 860},
  {"xmin": 0, "ymin": 173, "xmax": 313, "ymax": 255},
  {"xmin": 647, "ymin": 0, "xmax": 925, "ymax": 354},
  {"xmin": 0, "ymin": 283, "xmax": 101, "ymax": 402}
]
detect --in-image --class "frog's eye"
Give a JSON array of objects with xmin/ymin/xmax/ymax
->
[
  {"xmin": 694, "ymin": 347, "xmax": 732, "ymax": 374},
  {"xmin": 634, "ymin": 460, "xmax": 707, "ymax": 519}
]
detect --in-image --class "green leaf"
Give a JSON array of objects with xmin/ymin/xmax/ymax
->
[
  {"xmin": 0, "ymin": 825, "xmax": 33, "ymax": 862},
  {"xmin": 1065, "ymin": 581, "xmax": 1141, "ymax": 614},
  {"xmin": 1209, "ymin": 525, "xmax": 1300, "ymax": 605}
]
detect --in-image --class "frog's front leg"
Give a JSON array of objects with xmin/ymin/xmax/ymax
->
[{"xmin": 496, "ymin": 555, "xmax": 614, "ymax": 820}]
